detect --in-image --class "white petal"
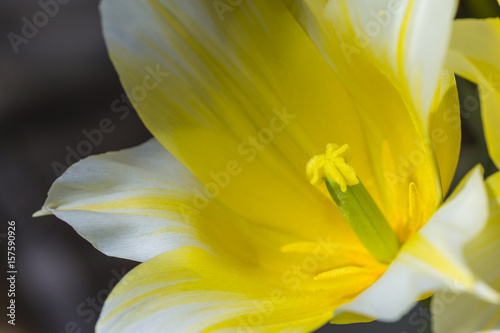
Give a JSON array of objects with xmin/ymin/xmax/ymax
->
[{"xmin": 36, "ymin": 139, "xmax": 209, "ymax": 262}]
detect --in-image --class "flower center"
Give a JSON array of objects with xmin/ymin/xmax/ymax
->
[{"xmin": 306, "ymin": 144, "xmax": 400, "ymax": 264}]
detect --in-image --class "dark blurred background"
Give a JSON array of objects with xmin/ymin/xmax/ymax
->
[{"xmin": 0, "ymin": 1, "xmax": 498, "ymax": 332}]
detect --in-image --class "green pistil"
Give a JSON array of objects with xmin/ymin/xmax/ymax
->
[{"xmin": 307, "ymin": 144, "xmax": 400, "ymax": 264}]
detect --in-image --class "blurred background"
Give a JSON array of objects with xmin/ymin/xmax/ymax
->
[{"xmin": 0, "ymin": 1, "xmax": 498, "ymax": 332}]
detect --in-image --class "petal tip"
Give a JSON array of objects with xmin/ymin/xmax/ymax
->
[{"xmin": 33, "ymin": 207, "xmax": 51, "ymax": 218}]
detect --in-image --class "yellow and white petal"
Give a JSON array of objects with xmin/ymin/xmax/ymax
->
[
  {"xmin": 99, "ymin": 0, "xmax": 372, "ymax": 245},
  {"xmin": 97, "ymin": 246, "xmax": 340, "ymax": 333},
  {"xmin": 332, "ymin": 166, "xmax": 498, "ymax": 323},
  {"xmin": 292, "ymin": 0, "xmax": 462, "ymax": 234},
  {"xmin": 433, "ymin": 172, "xmax": 500, "ymax": 333},
  {"xmin": 35, "ymin": 139, "xmax": 211, "ymax": 262},
  {"xmin": 446, "ymin": 18, "xmax": 500, "ymax": 168},
  {"xmin": 301, "ymin": 0, "xmax": 458, "ymax": 124}
]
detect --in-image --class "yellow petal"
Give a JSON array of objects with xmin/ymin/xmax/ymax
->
[
  {"xmin": 446, "ymin": 18, "xmax": 500, "ymax": 168},
  {"xmin": 100, "ymin": 0, "xmax": 371, "ymax": 244},
  {"xmin": 97, "ymin": 246, "xmax": 349, "ymax": 333}
]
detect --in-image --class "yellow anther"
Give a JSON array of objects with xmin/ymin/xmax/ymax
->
[
  {"xmin": 405, "ymin": 181, "xmax": 424, "ymax": 240},
  {"xmin": 306, "ymin": 144, "xmax": 359, "ymax": 192},
  {"xmin": 408, "ymin": 182, "xmax": 419, "ymax": 219}
]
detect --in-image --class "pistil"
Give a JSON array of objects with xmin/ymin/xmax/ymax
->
[{"xmin": 307, "ymin": 144, "xmax": 400, "ymax": 264}]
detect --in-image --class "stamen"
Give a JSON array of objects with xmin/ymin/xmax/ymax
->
[
  {"xmin": 314, "ymin": 264, "xmax": 386, "ymax": 281},
  {"xmin": 408, "ymin": 181, "xmax": 419, "ymax": 219},
  {"xmin": 314, "ymin": 266, "xmax": 366, "ymax": 280},
  {"xmin": 406, "ymin": 181, "xmax": 424, "ymax": 238},
  {"xmin": 306, "ymin": 144, "xmax": 400, "ymax": 264}
]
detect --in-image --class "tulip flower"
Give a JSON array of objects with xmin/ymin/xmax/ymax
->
[{"xmin": 36, "ymin": 1, "xmax": 500, "ymax": 331}]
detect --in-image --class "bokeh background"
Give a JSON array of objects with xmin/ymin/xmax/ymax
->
[{"xmin": 1, "ymin": 1, "xmax": 499, "ymax": 332}]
